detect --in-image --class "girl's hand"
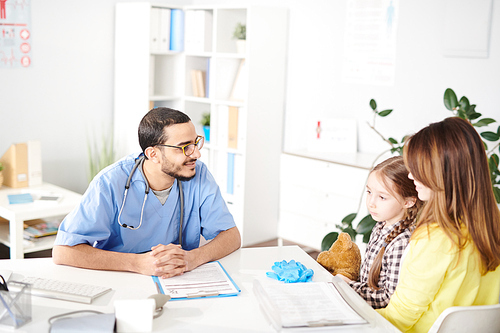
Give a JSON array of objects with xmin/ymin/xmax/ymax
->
[{"xmin": 336, "ymin": 273, "xmax": 353, "ymax": 283}]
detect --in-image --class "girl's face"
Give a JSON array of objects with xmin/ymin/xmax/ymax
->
[
  {"xmin": 408, "ymin": 172, "xmax": 432, "ymax": 201},
  {"xmin": 366, "ymin": 171, "xmax": 413, "ymax": 226}
]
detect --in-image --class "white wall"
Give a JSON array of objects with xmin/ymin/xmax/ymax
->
[
  {"xmin": 1, "ymin": 0, "xmax": 499, "ymax": 194},
  {"xmin": 0, "ymin": 0, "xmax": 187, "ymax": 194},
  {"xmin": 194, "ymin": 0, "xmax": 500, "ymax": 155}
]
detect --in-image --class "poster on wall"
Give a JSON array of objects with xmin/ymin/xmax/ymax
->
[
  {"xmin": 0, "ymin": 0, "xmax": 32, "ymax": 68},
  {"xmin": 342, "ymin": 0, "xmax": 398, "ymax": 86}
]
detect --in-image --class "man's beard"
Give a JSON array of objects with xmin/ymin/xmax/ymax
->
[{"xmin": 161, "ymin": 159, "xmax": 196, "ymax": 181}]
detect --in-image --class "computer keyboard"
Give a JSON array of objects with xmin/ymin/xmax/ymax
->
[{"xmin": 20, "ymin": 277, "xmax": 112, "ymax": 304}]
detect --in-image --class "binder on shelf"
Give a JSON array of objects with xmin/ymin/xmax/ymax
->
[
  {"xmin": 170, "ymin": 9, "xmax": 185, "ymax": 52},
  {"xmin": 159, "ymin": 8, "xmax": 171, "ymax": 52},
  {"xmin": 230, "ymin": 59, "xmax": 247, "ymax": 101},
  {"xmin": 205, "ymin": 58, "xmax": 210, "ymax": 98},
  {"xmin": 227, "ymin": 153, "xmax": 235, "ymax": 195},
  {"xmin": 0, "ymin": 141, "xmax": 42, "ymax": 188},
  {"xmin": 150, "ymin": 7, "xmax": 161, "ymax": 51},
  {"xmin": 184, "ymin": 10, "xmax": 213, "ymax": 53},
  {"xmin": 228, "ymin": 106, "xmax": 239, "ymax": 149},
  {"xmin": 216, "ymin": 105, "xmax": 229, "ymax": 147}
]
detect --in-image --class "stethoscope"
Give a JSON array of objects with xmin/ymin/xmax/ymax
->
[{"xmin": 117, "ymin": 155, "xmax": 184, "ymax": 247}]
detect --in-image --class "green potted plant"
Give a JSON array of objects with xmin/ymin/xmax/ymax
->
[
  {"xmin": 233, "ymin": 23, "xmax": 246, "ymax": 53},
  {"xmin": 201, "ymin": 112, "xmax": 211, "ymax": 142}
]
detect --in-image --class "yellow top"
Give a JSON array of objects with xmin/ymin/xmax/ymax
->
[{"xmin": 377, "ymin": 223, "xmax": 500, "ymax": 333}]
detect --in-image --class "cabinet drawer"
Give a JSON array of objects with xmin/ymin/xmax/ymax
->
[{"xmin": 280, "ymin": 183, "xmax": 359, "ymax": 224}]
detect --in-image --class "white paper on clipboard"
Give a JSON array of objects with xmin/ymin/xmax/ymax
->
[{"xmin": 152, "ymin": 261, "xmax": 240, "ymax": 300}]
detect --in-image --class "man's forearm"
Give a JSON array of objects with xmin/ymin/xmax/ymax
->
[
  {"xmin": 186, "ymin": 226, "xmax": 241, "ymax": 271},
  {"xmin": 52, "ymin": 244, "xmax": 148, "ymax": 274}
]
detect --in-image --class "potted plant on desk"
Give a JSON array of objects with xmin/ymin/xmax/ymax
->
[{"xmin": 201, "ymin": 112, "xmax": 211, "ymax": 142}]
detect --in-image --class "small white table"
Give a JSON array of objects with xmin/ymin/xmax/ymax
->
[
  {"xmin": 0, "ymin": 246, "xmax": 400, "ymax": 332},
  {"xmin": 0, "ymin": 182, "xmax": 82, "ymax": 259}
]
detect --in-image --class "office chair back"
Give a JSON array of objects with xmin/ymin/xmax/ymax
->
[{"xmin": 428, "ymin": 303, "xmax": 500, "ymax": 333}]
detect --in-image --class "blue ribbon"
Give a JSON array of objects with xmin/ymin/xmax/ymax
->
[{"xmin": 266, "ymin": 260, "xmax": 314, "ymax": 283}]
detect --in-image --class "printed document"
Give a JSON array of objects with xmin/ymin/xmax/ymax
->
[{"xmin": 254, "ymin": 280, "xmax": 367, "ymax": 329}]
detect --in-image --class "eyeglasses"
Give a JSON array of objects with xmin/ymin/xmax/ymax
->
[{"xmin": 156, "ymin": 136, "xmax": 204, "ymax": 156}]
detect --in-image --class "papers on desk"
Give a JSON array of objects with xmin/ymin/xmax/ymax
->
[
  {"xmin": 253, "ymin": 280, "xmax": 368, "ymax": 330},
  {"xmin": 152, "ymin": 261, "xmax": 240, "ymax": 300}
]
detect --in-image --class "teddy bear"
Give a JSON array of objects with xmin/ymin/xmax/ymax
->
[{"xmin": 316, "ymin": 232, "xmax": 361, "ymax": 281}]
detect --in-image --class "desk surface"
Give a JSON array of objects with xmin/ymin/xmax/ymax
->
[{"xmin": 0, "ymin": 246, "xmax": 399, "ymax": 332}]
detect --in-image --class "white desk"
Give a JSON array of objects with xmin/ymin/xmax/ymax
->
[
  {"xmin": 0, "ymin": 246, "xmax": 400, "ymax": 332},
  {"xmin": 0, "ymin": 183, "xmax": 82, "ymax": 259}
]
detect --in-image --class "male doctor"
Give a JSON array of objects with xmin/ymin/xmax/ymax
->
[{"xmin": 53, "ymin": 108, "xmax": 241, "ymax": 279}]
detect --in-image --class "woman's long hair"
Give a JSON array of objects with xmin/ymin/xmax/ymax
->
[
  {"xmin": 367, "ymin": 156, "xmax": 423, "ymax": 290},
  {"xmin": 404, "ymin": 117, "xmax": 500, "ymax": 274}
]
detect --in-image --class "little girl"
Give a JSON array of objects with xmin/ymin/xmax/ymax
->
[{"xmin": 338, "ymin": 156, "xmax": 422, "ymax": 309}]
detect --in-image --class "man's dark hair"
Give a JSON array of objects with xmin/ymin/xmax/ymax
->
[{"xmin": 138, "ymin": 107, "xmax": 191, "ymax": 152}]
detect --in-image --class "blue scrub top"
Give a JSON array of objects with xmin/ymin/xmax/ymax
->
[{"xmin": 55, "ymin": 153, "xmax": 236, "ymax": 253}]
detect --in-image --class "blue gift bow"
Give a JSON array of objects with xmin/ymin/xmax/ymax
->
[{"xmin": 266, "ymin": 260, "xmax": 314, "ymax": 283}]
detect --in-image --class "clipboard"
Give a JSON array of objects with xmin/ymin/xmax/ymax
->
[{"xmin": 152, "ymin": 261, "xmax": 240, "ymax": 300}]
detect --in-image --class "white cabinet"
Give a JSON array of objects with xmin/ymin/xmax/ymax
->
[
  {"xmin": 279, "ymin": 152, "xmax": 375, "ymax": 250},
  {"xmin": 114, "ymin": 3, "xmax": 288, "ymax": 247}
]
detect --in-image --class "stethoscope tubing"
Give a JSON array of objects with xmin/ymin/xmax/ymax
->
[{"xmin": 117, "ymin": 155, "xmax": 184, "ymax": 248}]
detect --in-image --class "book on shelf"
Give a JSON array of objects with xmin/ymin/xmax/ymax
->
[
  {"xmin": 190, "ymin": 69, "xmax": 206, "ymax": 98},
  {"xmin": 228, "ymin": 106, "xmax": 239, "ymax": 149},
  {"xmin": 23, "ymin": 218, "xmax": 61, "ymax": 240}
]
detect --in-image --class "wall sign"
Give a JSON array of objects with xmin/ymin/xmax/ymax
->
[
  {"xmin": 0, "ymin": 0, "xmax": 32, "ymax": 68},
  {"xmin": 342, "ymin": 0, "xmax": 399, "ymax": 86}
]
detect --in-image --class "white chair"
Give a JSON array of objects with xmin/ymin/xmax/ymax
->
[{"xmin": 428, "ymin": 303, "xmax": 500, "ymax": 333}]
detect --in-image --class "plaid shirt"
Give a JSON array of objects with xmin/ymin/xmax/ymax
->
[{"xmin": 348, "ymin": 220, "xmax": 413, "ymax": 309}]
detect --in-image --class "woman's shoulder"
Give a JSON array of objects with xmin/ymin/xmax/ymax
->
[{"xmin": 411, "ymin": 223, "xmax": 458, "ymax": 253}]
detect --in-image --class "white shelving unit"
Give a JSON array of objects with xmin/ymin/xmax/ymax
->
[
  {"xmin": 114, "ymin": 3, "xmax": 288, "ymax": 247},
  {"xmin": 0, "ymin": 183, "xmax": 82, "ymax": 259}
]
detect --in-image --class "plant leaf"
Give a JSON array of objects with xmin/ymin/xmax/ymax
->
[
  {"xmin": 370, "ymin": 99, "xmax": 377, "ymax": 111},
  {"xmin": 493, "ymin": 186, "xmax": 500, "ymax": 204},
  {"xmin": 341, "ymin": 213, "xmax": 357, "ymax": 227},
  {"xmin": 444, "ymin": 88, "xmax": 458, "ymax": 111},
  {"xmin": 481, "ymin": 131, "xmax": 500, "ymax": 142},
  {"xmin": 459, "ymin": 96, "xmax": 470, "ymax": 110},
  {"xmin": 356, "ymin": 214, "xmax": 377, "ymax": 234},
  {"xmin": 474, "ymin": 118, "xmax": 496, "ymax": 127},
  {"xmin": 378, "ymin": 109, "xmax": 393, "ymax": 117},
  {"xmin": 321, "ymin": 232, "xmax": 339, "ymax": 252},
  {"xmin": 363, "ymin": 232, "xmax": 371, "ymax": 244},
  {"xmin": 467, "ymin": 112, "xmax": 481, "ymax": 120},
  {"xmin": 388, "ymin": 137, "xmax": 398, "ymax": 144}
]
